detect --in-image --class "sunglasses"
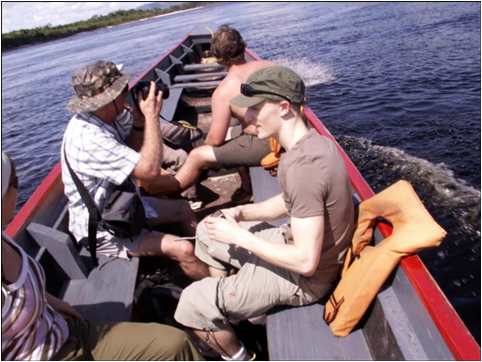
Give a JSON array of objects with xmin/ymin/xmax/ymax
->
[{"xmin": 240, "ymin": 83, "xmax": 291, "ymax": 103}]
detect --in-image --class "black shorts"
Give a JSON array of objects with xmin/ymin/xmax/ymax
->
[{"xmin": 213, "ymin": 134, "xmax": 271, "ymax": 167}]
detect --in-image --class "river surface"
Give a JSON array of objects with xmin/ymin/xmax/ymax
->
[{"xmin": 2, "ymin": 2, "xmax": 480, "ymax": 342}]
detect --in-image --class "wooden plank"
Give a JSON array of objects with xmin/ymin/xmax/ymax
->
[
  {"xmin": 63, "ymin": 256, "xmax": 139, "ymax": 322},
  {"xmin": 174, "ymin": 71, "xmax": 227, "ymax": 83},
  {"xmin": 387, "ymin": 266, "xmax": 453, "ymax": 359},
  {"xmin": 267, "ymin": 304, "xmax": 372, "ymax": 360},
  {"xmin": 160, "ymin": 87, "xmax": 183, "ymax": 122},
  {"xmin": 171, "ymin": 80, "xmax": 221, "ymax": 89},
  {"xmin": 27, "ymin": 223, "xmax": 89, "ymax": 280},
  {"xmin": 183, "ymin": 63, "xmax": 223, "ymax": 72}
]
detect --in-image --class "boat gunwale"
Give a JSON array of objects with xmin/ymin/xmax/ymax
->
[
  {"xmin": 5, "ymin": 32, "xmax": 479, "ymax": 361},
  {"xmin": 5, "ymin": 163, "xmax": 62, "ymax": 239}
]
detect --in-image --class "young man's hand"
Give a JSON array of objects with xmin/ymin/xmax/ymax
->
[
  {"xmin": 204, "ymin": 216, "xmax": 249, "ymax": 246},
  {"xmin": 242, "ymin": 124, "xmax": 258, "ymax": 136},
  {"xmin": 220, "ymin": 206, "xmax": 243, "ymax": 222}
]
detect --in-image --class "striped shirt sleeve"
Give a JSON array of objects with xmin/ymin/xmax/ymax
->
[{"xmin": 77, "ymin": 123, "xmax": 140, "ymax": 186}]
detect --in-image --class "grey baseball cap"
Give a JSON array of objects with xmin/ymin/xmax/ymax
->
[
  {"xmin": 231, "ymin": 65, "xmax": 305, "ymax": 108},
  {"xmin": 67, "ymin": 60, "xmax": 130, "ymax": 113}
]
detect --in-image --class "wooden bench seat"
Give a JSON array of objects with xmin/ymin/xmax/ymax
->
[
  {"xmin": 173, "ymin": 71, "xmax": 227, "ymax": 83},
  {"xmin": 160, "ymin": 87, "xmax": 183, "ymax": 122},
  {"xmin": 183, "ymin": 63, "xmax": 224, "ymax": 72},
  {"xmin": 267, "ymin": 303, "xmax": 371, "ymax": 360},
  {"xmin": 171, "ymin": 80, "xmax": 222, "ymax": 90},
  {"xmin": 62, "ymin": 255, "xmax": 139, "ymax": 321},
  {"xmin": 26, "ymin": 201, "xmax": 139, "ymax": 322}
]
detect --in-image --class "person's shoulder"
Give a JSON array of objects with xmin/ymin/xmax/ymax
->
[
  {"xmin": 65, "ymin": 113, "xmax": 111, "ymax": 143},
  {"xmin": 214, "ymin": 74, "xmax": 240, "ymax": 98},
  {"xmin": 247, "ymin": 60, "xmax": 275, "ymax": 72},
  {"xmin": 303, "ymin": 130, "xmax": 337, "ymax": 153},
  {"xmin": 281, "ymin": 131, "xmax": 336, "ymax": 170}
]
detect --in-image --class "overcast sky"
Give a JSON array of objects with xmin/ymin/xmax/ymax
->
[{"xmin": 2, "ymin": 2, "xmax": 152, "ymax": 33}]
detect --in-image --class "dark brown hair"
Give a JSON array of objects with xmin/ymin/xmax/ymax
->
[{"xmin": 211, "ymin": 25, "xmax": 246, "ymax": 66}]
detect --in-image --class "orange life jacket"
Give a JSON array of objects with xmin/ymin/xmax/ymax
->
[{"xmin": 323, "ymin": 180, "xmax": 447, "ymax": 336}]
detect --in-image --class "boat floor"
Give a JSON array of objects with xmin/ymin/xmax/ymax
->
[
  {"xmin": 180, "ymin": 109, "xmax": 250, "ymax": 220},
  {"xmin": 132, "ymin": 110, "xmax": 269, "ymax": 358}
]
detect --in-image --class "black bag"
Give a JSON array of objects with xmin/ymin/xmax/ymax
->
[
  {"xmin": 64, "ymin": 149, "xmax": 147, "ymax": 266},
  {"xmin": 100, "ymin": 179, "xmax": 146, "ymax": 239}
]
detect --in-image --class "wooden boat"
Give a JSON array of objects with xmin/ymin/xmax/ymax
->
[{"xmin": 5, "ymin": 28, "xmax": 480, "ymax": 360}]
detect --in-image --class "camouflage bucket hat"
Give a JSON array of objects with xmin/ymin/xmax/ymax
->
[
  {"xmin": 67, "ymin": 60, "xmax": 130, "ymax": 113},
  {"xmin": 231, "ymin": 65, "xmax": 305, "ymax": 108}
]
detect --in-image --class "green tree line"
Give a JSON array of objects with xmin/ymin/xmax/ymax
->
[{"xmin": 2, "ymin": 2, "xmax": 211, "ymax": 51}]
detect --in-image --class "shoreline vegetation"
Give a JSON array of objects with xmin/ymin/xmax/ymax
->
[{"xmin": 2, "ymin": 2, "xmax": 212, "ymax": 51}]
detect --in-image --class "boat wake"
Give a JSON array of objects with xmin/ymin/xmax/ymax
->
[
  {"xmin": 273, "ymin": 57, "xmax": 336, "ymax": 87},
  {"xmin": 338, "ymin": 135, "xmax": 481, "ymax": 238}
]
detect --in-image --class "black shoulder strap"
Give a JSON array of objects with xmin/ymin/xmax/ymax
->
[{"xmin": 63, "ymin": 147, "xmax": 100, "ymax": 266}]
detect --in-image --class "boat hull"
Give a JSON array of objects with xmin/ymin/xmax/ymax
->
[{"xmin": 6, "ymin": 30, "xmax": 479, "ymax": 360}]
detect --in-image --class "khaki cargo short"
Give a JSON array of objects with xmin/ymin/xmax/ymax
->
[
  {"xmin": 174, "ymin": 220, "xmax": 330, "ymax": 331},
  {"xmin": 213, "ymin": 134, "xmax": 271, "ymax": 167},
  {"xmin": 93, "ymin": 197, "xmax": 192, "ymax": 259}
]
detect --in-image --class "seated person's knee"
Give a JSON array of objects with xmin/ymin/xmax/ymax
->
[
  {"xmin": 178, "ymin": 240, "xmax": 195, "ymax": 260},
  {"xmin": 189, "ymin": 145, "xmax": 213, "ymax": 168}
]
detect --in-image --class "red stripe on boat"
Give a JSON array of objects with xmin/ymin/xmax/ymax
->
[{"xmin": 6, "ymin": 163, "xmax": 62, "ymax": 239}]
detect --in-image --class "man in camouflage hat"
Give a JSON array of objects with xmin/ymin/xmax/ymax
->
[
  {"xmin": 62, "ymin": 60, "xmax": 208, "ymax": 279},
  {"xmin": 174, "ymin": 66, "xmax": 355, "ymax": 359}
]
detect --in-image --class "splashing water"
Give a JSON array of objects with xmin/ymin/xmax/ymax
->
[
  {"xmin": 272, "ymin": 57, "xmax": 336, "ymax": 87},
  {"xmin": 339, "ymin": 135, "xmax": 481, "ymax": 236}
]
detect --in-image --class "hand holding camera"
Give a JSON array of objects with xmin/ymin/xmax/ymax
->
[
  {"xmin": 134, "ymin": 81, "xmax": 166, "ymax": 122},
  {"xmin": 133, "ymin": 80, "xmax": 170, "ymax": 102}
]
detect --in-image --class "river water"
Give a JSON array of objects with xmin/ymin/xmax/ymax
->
[{"xmin": 2, "ymin": 2, "xmax": 480, "ymax": 342}]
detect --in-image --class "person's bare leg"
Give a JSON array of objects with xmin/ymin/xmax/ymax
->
[
  {"xmin": 129, "ymin": 232, "xmax": 209, "ymax": 280},
  {"xmin": 209, "ymin": 267, "xmax": 227, "ymax": 277},
  {"xmin": 139, "ymin": 171, "xmax": 181, "ymax": 195},
  {"xmin": 192, "ymin": 327, "xmax": 242, "ymax": 358},
  {"xmin": 175, "ymin": 145, "xmax": 218, "ymax": 190},
  {"xmin": 238, "ymin": 167, "xmax": 252, "ymax": 194},
  {"xmin": 145, "ymin": 197, "xmax": 196, "ymax": 236}
]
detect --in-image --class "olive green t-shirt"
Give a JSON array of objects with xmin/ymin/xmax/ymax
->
[{"xmin": 277, "ymin": 129, "xmax": 355, "ymax": 295}]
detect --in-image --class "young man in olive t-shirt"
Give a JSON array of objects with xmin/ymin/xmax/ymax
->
[{"xmin": 174, "ymin": 66, "xmax": 355, "ymax": 360}]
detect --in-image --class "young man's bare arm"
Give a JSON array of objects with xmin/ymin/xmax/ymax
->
[
  {"xmin": 205, "ymin": 215, "xmax": 324, "ymax": 276},
  {"xmin": 222, "ymin": 193, "xmax": 288, "ymax": 222}
]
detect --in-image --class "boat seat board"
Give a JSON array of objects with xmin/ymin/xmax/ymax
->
[
  {"xmin": 171, "ymin": 80, "xmax": 221, "ymax": 90},
  {"xmin": 27, "ymin": 222, "xmax": 89, "ymax": 280},
  {"xmin": 267, "ymin": 303, "xmax": 372, "ymax": 360},
  {"xmin": 62, "ymin": 255, "xmax": 139, "ymax": 322},
  {"xmin": 183, "ymin": 63, "xmax": 224, "ymax": 72},
  {"xmin": 160, "ymin": 87, "xmax": 184, "ymax": 122},
  {"xmin": 25, "ymin": 217, "xmax": 140, "ymax": 322},
  {"xmin": 173, "ymin": 71, "xmax": 227, "ymax": 83}
]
